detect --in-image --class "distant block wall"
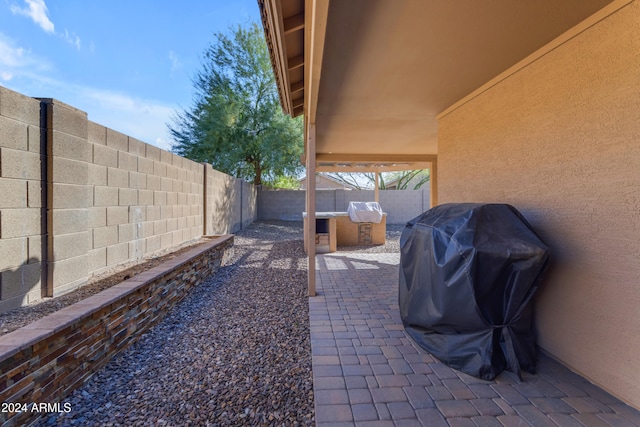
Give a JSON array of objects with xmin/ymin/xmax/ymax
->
[
  {"xmin": 257, "ymin": 188, "xmax": 430, "ymax": 224},
  {"xmin": 0, "ymin": 86, "xmax": 255, "ymax": 313}
]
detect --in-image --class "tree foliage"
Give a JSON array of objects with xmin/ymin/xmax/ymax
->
[{"xmin": 169, "ymin": 23, "xmax": 304, "ymax": 185}]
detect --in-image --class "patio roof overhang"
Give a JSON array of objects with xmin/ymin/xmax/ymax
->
[{"xmin": 257, "ymin": 0, "xmax": 617, "ymax": 295}]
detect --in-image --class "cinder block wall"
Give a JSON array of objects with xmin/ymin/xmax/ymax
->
[
  {"xmin": 437, "ymin": 2, "xmax": 640, "ymax": 408},
  {"xmin": 0, "ymin": 87, "xmax": 45, "ymax": 312},
  {"xmin": 0, "ymin": 86, "xmax": 255, "ymax": 313},
  {"xmin": 257, "ymin": 188, "xmax": 430, "ymax": 224}
]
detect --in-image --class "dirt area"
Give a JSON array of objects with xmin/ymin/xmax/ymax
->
[{"xmin": 0, "ymin": 238, "xmax": 214, "ymax": 336}]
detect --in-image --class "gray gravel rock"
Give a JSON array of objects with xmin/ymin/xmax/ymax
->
[{"xmin": 36, "ymin": 221, "xmax": 313, "ymax": 427}]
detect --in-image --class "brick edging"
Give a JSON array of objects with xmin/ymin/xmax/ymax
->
[{"xmin": 0, "ymin": 234, "xmax": 233, "ymax": 427}]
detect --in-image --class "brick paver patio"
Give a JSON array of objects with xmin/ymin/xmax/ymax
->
[{"xmin": 310, "ymin": 252, "xmax": 640, "ymax": 427}]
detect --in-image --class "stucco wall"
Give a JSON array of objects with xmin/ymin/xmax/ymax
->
[{"xmin": 437, "ymin": 2, "xmax": 640, "ymax": 408}]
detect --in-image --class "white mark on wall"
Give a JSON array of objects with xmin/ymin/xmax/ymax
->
[{"xmin": 133, "ymin": 207, "xmax": 143, "ymax": 260}]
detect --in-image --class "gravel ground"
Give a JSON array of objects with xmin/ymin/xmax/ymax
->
[{"xmin": 31, "ymin": 220, "xmax": 404, "ymax": 427}]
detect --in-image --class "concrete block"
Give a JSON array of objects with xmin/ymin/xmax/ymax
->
[
  {"xmin": 106, "ymin": 128, "xmax": 128, "ymax": 151},
  {"xmin": 0, "ymin": 208, "xmax": 41, "ymax": 238},
  {"xmin": 118, "ymin": 223, "xmax": 133, "ymax": 243},
  {"xmin": 92, "ymin": 144, "xmax": 118, "ymax": 167},
  {"xmin": 106, "ymin": 206, "xmax": 128, "ymax": 226},
  {"xmin": 138, "ymin": 189, "xmax": 153, "ymax": 205},
  {"xmin": 52, "ymin": 183, "xmax": 90, "ymax": 209},
  {"xmin": 118, "ymin": 151, "xmax": 137, "ymax": 171},
  {"xmin": 28, "ymin": 235, "xmax": 42, "ymax": 263},
  {"xmin": 161, "ymin": 177, "xmax": 172, "ymax": 191},
  {"xmin": 167, "ymin": 192, "xmax": 178, "ymax": 206},
  {"xmin": 27, "ymin": 124, "xmax": 42, "ymax": 153},
  {"xmin": 1, "ymin": 262, "xmax": 41, "ymax": 300},
  {"xmin": 50, "ymin": 131, "xmax": 90, "ymax": 162},
  {"xmin": 0, "ymin": 237, "xmax": 28, "ymax": 270},
  {"xmin": 172, "ymin": 229, "xmax": 183, "ymax": 245},
  {"xmin": 88, "ymin": 207, "xmax": 107, "ymax": 228},
  {"xmin": 177, "ymin": 192, "xmax": 186, "ymax": 205},
  {"xmin": 106, "ymin": 242, "xmax": 128, "ymax": 266},
  {"xmin": 49, "ymin": 254, "xmax": 88, "ymax": 288},
  {"xmin": 53, "ymin": 231, "xmax": 89, "ymax": 260},
  {"xmin": 153, "ymin": 219, "xmax": 167, "ymax": 235},
  {"xmin": 129, "ymin": 239, "xmax": 145, "ymax": 261},
  {"xmin": 160, "ymin": 149, "xmax": 173, "ymax": 165},
  {"xmin": 93, "ymin": 225, "xmax": 117, "ymax": 249},
  {"xmin": 177, "ymin": 168, "xmax": 187, "ymax": 182},
  {"xmin": 177, "ymin": 217, "xmax": 187, "ymax": 230},
  {"xmin": 166, "ymin": 165, "xmax": 178, "ymax": 180},
  {"xmin": 107, "ymin": 167, "xmax": 129, "ymax": 188},
  {"xmin": 161, "ymin": 205, "xmax": 173, "ymax": 219},
  {"xmin": 128, "ymin": 137, "xmax": 145, "ymax": 156},
  {"xmin": 118, "ymin": 188, "xmax": 138, "ymax": 206},
  {"xmin": 174, "ymin": 206, "xmax": 183, "ymax": 218},
  {"xmin": 88, "ymin": 163, "xmax": 107, "ymax": 186},
  {"xmin": 129, "ymin": 171, "xmax": 146, "ymax": 189},
  {"xmin": 138, "ymin": 157, "xmax": 154, "ymax": 175},
  {"xmin": 27, "ymin": 180, "xmax": 44, "ymax": 208},
  {"xmin": 51, "ymin": 156, "xmax": 88, "ymax": 185},
  {"xmin": 174, "ymin": 179, "xmax": 186, "ymax": 193},
  {"xmin": 88, "ymin": 247, "xmax": 106, "ymax": 272},
  {"xmin": 166, "ymin": 218, "xmax": 178, "ymax": 232},
  {"xmin": 0, "ymin": 116, "xmax": 28, "ymax": 151},
  {"xmin": 154, "ymin": 191, "xmax": 167, "ymax": 206},
  {"xmin": 146, "ymin": 175, "xmax": 161, "ymax": 191},
  {"xmin": 52, "ymin": 208, "xmax": 88, "ymax": 234},
  {"xmin": 146, "ymin": 235, "xmax": 161, "ymax": 253},
  {"xmin": 45, "ymin": 99, "xmax": 88, "ymax": 138},
  {"xmin": 138, "ymin": 221, "xmax": 153, "ymax": 238},
  {"xmin": 128, "ymin": 205, "xmax": 145, "ymax": 223},
  {"xmin": 88, "ymin": 121, "xmax": 106, "ymax": 145},
  {"xmin": 153, "ymin": 161, "xmax": 167, "ymax": 177},
  {"xmin": 0, "ymin": 147, "xmax": 41, "ymax": 180},
  {"xmin": 145, "ymin": 144, "xmax": 161, "ymax": 161},
  {"xmin": 160, "ymin": 232, "xmax": 173, "ymax": 249},
  {"xmin": 0, "ymin": 86, "xmax": 41, "ymax": 125},
  {"xmin": 94, "ymin": 186, "xmax": 118, "ymax": 207},
  {"xmin": 146, "ymin": 206, "xmax": 161, "ymax": 221}
]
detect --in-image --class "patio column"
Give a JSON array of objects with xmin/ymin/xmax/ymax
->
[
  {"xmin": 306, "ymin": 123, "xmax": 317, "ymax": 296},
  {"xmin": 374, "ymin": 172, "xmax": 379, "ymax": 202},
  {"xmin": 430, "ymin": 158, "xmax": 438, "ymax": 207}
]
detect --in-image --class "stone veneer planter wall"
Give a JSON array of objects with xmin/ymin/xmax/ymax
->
[{"xmin": 0, "ymin": 234, "xmax": 233, "ymax": 427}]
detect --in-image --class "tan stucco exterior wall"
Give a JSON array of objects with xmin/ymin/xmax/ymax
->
[{"xmin": 437, "ymin": 2, "xmax": 640, "ymax": 408}]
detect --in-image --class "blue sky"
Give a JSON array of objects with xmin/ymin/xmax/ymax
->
[{"xmin": 0, "ymin": 0, "xmax": 261, "ymax": 151}]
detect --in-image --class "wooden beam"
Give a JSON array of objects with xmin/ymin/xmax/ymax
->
[
  {"xmin": 292, "ymin": 97, "xmax": 304, "ymax": 109},
  {"xmin": 306, "ymin": 123, "xmax": 317, "ymax": 297},
  {"xmin": 288, "ymin": 55, "xmax": 304, "ymax": 70},
  {"xmin": 291, "ymin": 80, "xmax": 304, "ymax": 94},
  {"xmin": 315, "ymin": 153, "xmax": 438, "ymax": 163},
  {"xmin": 316, "ymin": 163, "xmax": 431, "ymax": 173},
  {"xmin": 284, "ymin": 12, "xmax": 305, "ymax": 34}
]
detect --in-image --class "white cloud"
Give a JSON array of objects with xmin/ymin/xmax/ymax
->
[
  {"xmin": 10, "ymin": 0, "xmax": 54, "ymax": 34},
  {"xmin": 168, "ymin": 50, "xmax": 181, "ymax": 74},
  {"xmin": 0, "ymin": 33, "xmax": 51, "ymax": 77},
  {"xmin": 62, "ymin": 29, "xmax": 81, "ymax": 50}
]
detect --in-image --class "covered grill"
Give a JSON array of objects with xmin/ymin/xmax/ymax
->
[{"xmin": 399, "ymin": 203, "xmax": 550, "ymax": 380}]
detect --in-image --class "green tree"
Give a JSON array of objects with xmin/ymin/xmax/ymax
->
[{"xmin": 169, "ymin": 23, "xmax": 304, "ymax": 185}]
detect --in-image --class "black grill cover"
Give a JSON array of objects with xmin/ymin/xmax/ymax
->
[{"xmin": 399, "ymin": 203, "xmax": 550, "ymax": 380}]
